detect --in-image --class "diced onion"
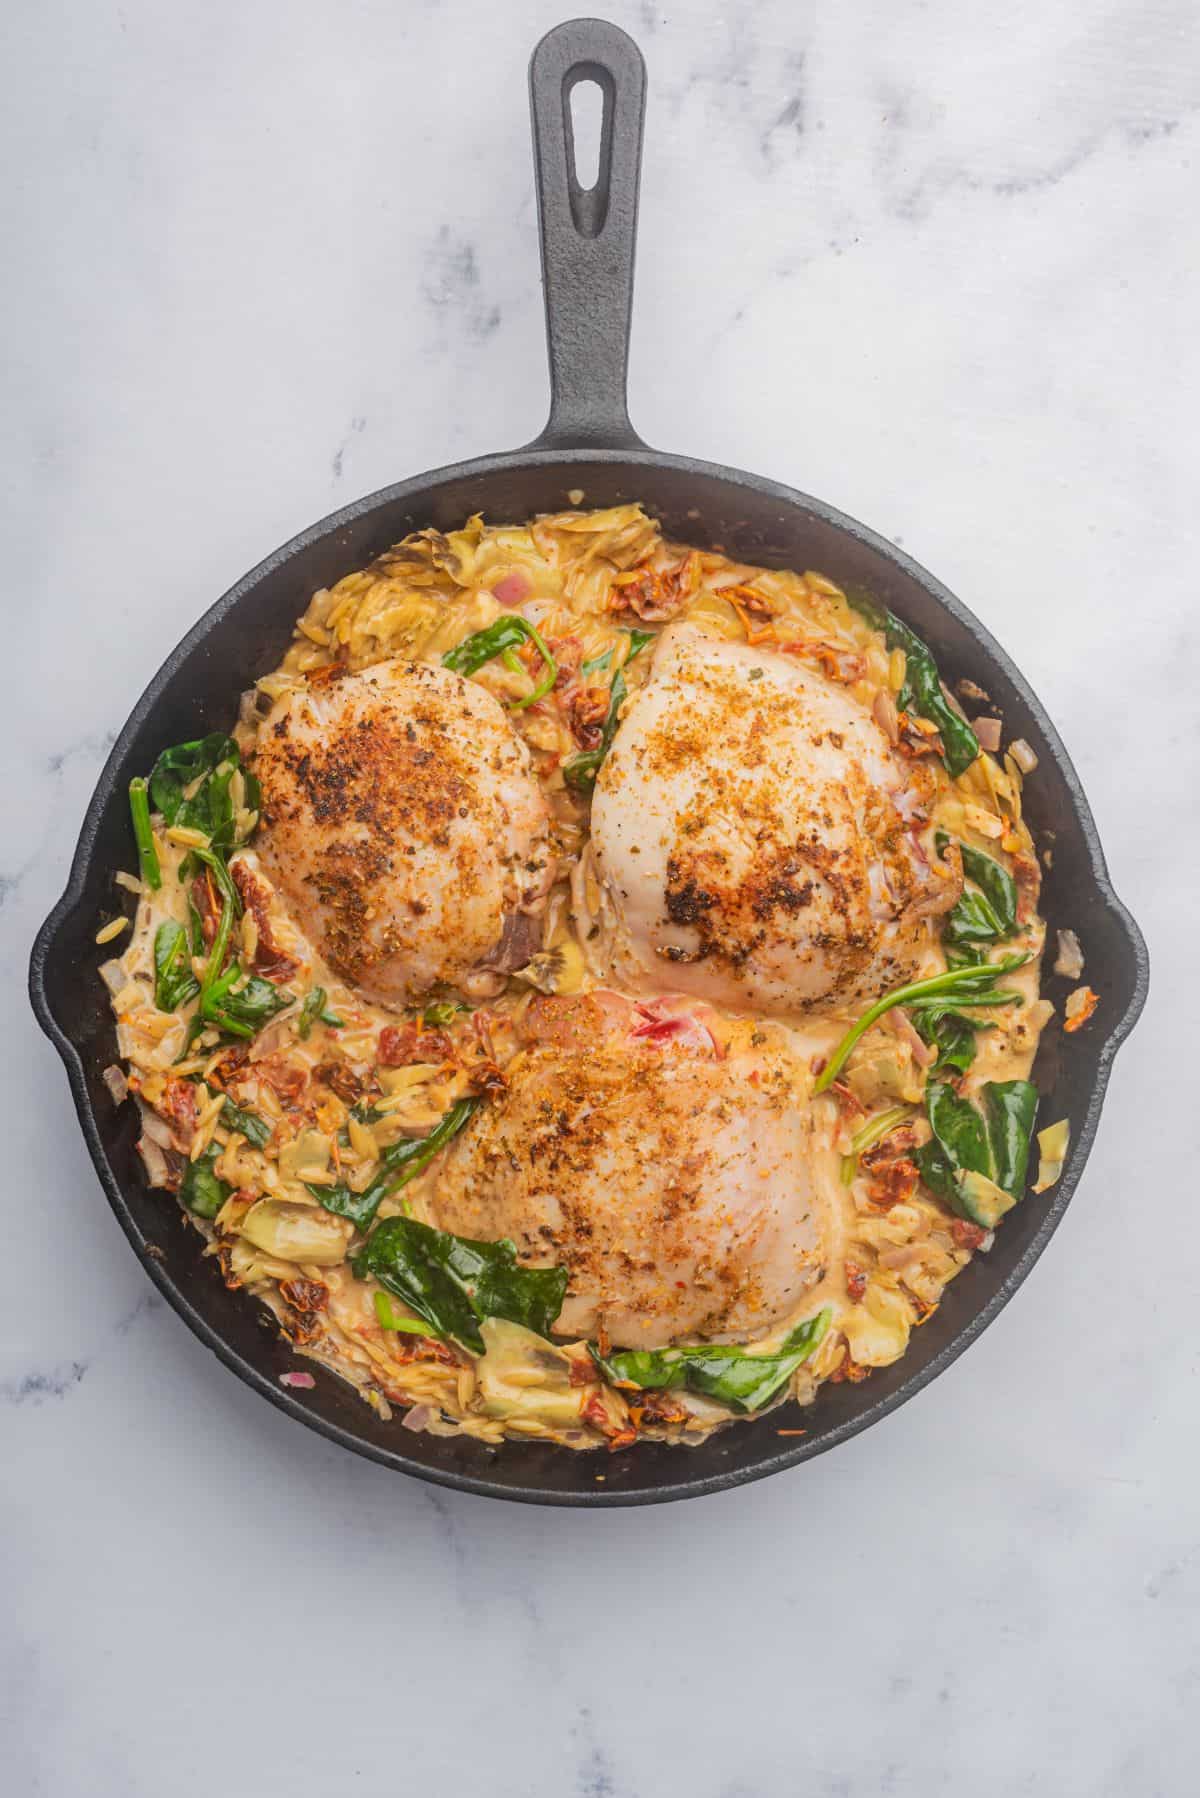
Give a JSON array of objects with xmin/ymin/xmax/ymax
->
[
  {"xmin": 1009, "ymin": 738, "xmax": 1039, "ymax": 774},
  {"xmin": 1054, "ymin": 929, "xmax": 1085, "ymax": 980},
  {"xmin": 972, "ymin": 716, "xmax": 1003, "ymax": 752},
  {"xmin": 101, "ymin": 1064, "xmax": 129, "ymax": 1105},
  {"xmin": 99, "ymin": 958, "xmax": 128, "ymax": 995},
  {"xmin": 139, "ymin": 1109, "xmax": 175, "ymax": 1149},
  {"xmin": 136, "ymin": 1132, "xmax": 172, "ymax": 1189}
]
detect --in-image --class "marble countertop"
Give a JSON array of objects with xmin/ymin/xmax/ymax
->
[{"xmin": 4, "ymin": 2, "xmax": 1195, "ymax": 1792}]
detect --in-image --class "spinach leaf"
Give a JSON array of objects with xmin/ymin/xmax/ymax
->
[
  {"xmin": 911, "ymin": 1010, "xmax": 978, "ymax": 1076},
  {"xmin": 149, "ymin": 733, "xmax": 241, "ymax": 848},
  {"xmin": 937, "ymin": 832, "xmax": 1018, "ymax": 949},
  {"xmin": 220, "ymin": 1098, "xmax": 271, "ymax": 1149},
  {"xmin": 153, "ymin": 920, "xmax": 200, "ymax": 1013},
  {"xmin": 920, "ymin": 1082, "xmax": 992, "ymax": 1191},
  {"xmin": 297, "ymin": 985, "xmax": 343, "ymax": 1039},
  {"xmin": 203, "ymin": 973, "xmax": 293, "ymax": 1041},
  {"xmin": 313, "ymin": 1098, "xmax": 479, "ymax": 1234},
  {"xmin": 847, "ymin": 596, "xmax": 979, "ymax": 778},
  {"xmin": 442, "ymin": 615, "xmax": 557, "ymax": 709},
  {"xmin": 917, "ymin": 1076, "xmax": 1038, "ymax": 1218},
  {"xmin": 908, "ymin": 1000, "xmax": 998, "ymax": 1075},
  {"xmin": 591, "ymin": 1309, "xmax": 832, "ymax": 1415},
  {"xmin": 956, "ymin": 839, "xmax": 1017, "ymax": 932},
  {"xmin": 982, "ymin": 1080, "xmax": 1039, "ymax": 1197},
  {"xmin": 352, "ymin": 1214, "xmax": 569, "ymax": 1353},
  {"xmin": 180, "ymin": 1144, "xmax": 231, "ymax": 1220},
  {"xmin": 563, "ymin": 630, "xmax": 655, "ymax": 795},
  {"xmin": 814, "ymin": 953, "xmax": 1028, "ymax": 1093},
  {"xmin": 943, "ymin": 890, "xmax": 1008, "ymax": 950}
]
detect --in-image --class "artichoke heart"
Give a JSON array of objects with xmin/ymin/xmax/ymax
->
[
  {"xmin": 514, "ymin": 939, "xmax": 587, "ymax": 996},
  {"xmin": 476, "ymin": 1319, "xmax": 585, "ymax": 1428},
  {"xmin": 239, "ymin": 1200, "xmax": 352, "ymax": 1268}
]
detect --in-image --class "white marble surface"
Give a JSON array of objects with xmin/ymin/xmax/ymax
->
[{"xmin": 3, "ymin": 1, "xmax": 1196, "ymax": 1791}]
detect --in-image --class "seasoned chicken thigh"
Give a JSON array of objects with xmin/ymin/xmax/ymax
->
[
  {"xmin": 254, "ymin": 659, "xmax": 555, "ymax": 1006},
  {"xmin": 589, "ymin": 623, "xmax": 956, "ymax": 1015},
  {"xmin": 431, "ymin": 992, "xmax": 837, "ymax": 1349}
]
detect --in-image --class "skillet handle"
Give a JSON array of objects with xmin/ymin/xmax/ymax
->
[{"xmin": 527, "ymin": 18, "xmax": 647, "ymax": 452}]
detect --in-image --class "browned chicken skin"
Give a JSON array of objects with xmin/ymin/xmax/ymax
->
[
  {"xmin": 431, "ymin": 992, "xmax": 836, "ymax": 1350},
  {"xmin": 253, "ymin": 659, "xmax": 555, "ymax": 1006}
]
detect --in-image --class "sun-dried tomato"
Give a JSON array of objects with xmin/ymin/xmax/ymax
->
[
  {"xmin": 231, "ymin": 860, "xmax": 298, "ymax": 981},
  {"xmin": 377, "ymin": 1023, "xmax": 453, "ymax": 1067}
]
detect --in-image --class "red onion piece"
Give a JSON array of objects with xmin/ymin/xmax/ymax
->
[{"xmin": 492, "ymin": 572, "xmax": 531, "ymax": 606}]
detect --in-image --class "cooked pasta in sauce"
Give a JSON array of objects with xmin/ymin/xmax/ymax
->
[{"xmin": 101, "ymin": 504, "xmax": 1068, "ymax": 1451}]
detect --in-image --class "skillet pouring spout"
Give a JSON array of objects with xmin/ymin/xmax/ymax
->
[{"xmin": 29, "ymin": 17, "xmax": 1148, "ymax": 1505}]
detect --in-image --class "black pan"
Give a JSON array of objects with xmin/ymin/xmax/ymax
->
[{"xmin": 29, "ymin": 18, "xmax": 1147, "ymax": 1506}]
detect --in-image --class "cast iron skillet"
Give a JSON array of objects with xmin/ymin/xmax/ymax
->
[{"xmin": 29, "ymin": 18, "xmax": 1147, "ymax": 1506}]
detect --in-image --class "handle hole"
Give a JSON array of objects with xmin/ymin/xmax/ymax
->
[
  {"xmin": 563, "ymin": 65, "xmax": 614, "ymax": 237},
  {"xmin": 568, "ymin": 77, "xmax": 604, "ymax": 190}
]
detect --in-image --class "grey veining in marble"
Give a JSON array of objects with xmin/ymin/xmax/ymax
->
[{"xmin": 3, "ymin": 2, "xmax": 1196, "ymax": 1793}]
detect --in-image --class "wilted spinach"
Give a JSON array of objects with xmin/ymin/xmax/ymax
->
[
  {"xmin": 563, "ymin": 630, "xmax": 654, "ymax": 794},
  {"xmin": 590, "ymin": 1309, "xmax": 832, "ymax": 1415},
  {"xmin": 153, "ymin": 920, "xmax": 200, "ymax": 1013},
  {"xmin": 917, "ymin": 1077, "xmax": 1038, "ymax": 1223},
  {"xmin": 847, "ymin": 595, "xmax": 979, "ymax": 778},
  {"xmin": 313, "ymin": 1097, "xmax": 479, "ymax": 1234},
  {"xmin": 352, "ymin": 1213, "xmax": 569, "ymax": 1353},
  {"xmin": 180, "ymin": 1144, "xmax": 231, "ymax": 1220}
]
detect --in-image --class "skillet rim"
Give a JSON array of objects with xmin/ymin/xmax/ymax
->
[{"xmin": 28, "ymin": 443, "xmax": 1150, "ymax": 1506}]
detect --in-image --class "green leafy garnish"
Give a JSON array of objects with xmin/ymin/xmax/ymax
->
[
  {"xmin": 312, "ymin": 1098, "xmax": 479, "ymax": 1235},
  {"xmin": 373, "ymin": 1290, "xmax": 443, "ymax": 1337},
  {"xmin": 563, "ymin": 630, "xmax": 654, "ymax": 795},
  {"xmin": 178, "ymin": 841, "xmax": 291, "ymax": 1042},
  {"xmin": 180, "ymin": 1144, "xmax": 231, "ymax": 1220},
  {"xmin": 442, "ymin": 615, "xmax": 558, "ymax": 710},
  {"xmin": 938, "ymin": 833, "xmax": 1018, "ymax": 951},
  {"xmin": 153, "ymin": 920, "xmax": 200, "ymax": 1013},
  {"xmin": 909, "ymin": 1003, "xmax": 991, "ymax": 1075},
  {"xmin": 814, "ymin": 955, "xmax": 1028, "ymax": 1094},
  {"xmin": 297, "ymin": 985, "xmax": 343, "ymax": 1039},
  {"xmin": 167, "ymin": 845, "xmax": 287, "ymax": 1043},
  {"xmin": 127, "ymin": 735, "xmax": 290, "ymax": 1050},
  {"xmin": 590, "ymin": 1309, "xmax": 832, "ymax": 1415},
  {"xmin": 128, "ymin": 778, "xmax": 161, "ymax": 890},
  {"xmin": 917, "ymin": 1078, "xmax": 1038, "ymax": 1220},
  {"xmin": 422, "ymin": 1000, "xmax": 467, "ymax": 1028},
  {"xmin": 353, "ymin": 1214, "xmax": 569, "ymax": 1354},
  {"xmin": 847, "ymin": 595, "xmax": 979, "ymax": 778},
  {"xmin": 148, "ymin": 733, "xmax": 258, "ymax": 852},
  {"xmin": 201, "ymin": 969, "xmax": 293, "ymax": 1041},
  {"xmin": 219, "ymin": 1098, "xmax": 271, "ymax": 1149}
]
